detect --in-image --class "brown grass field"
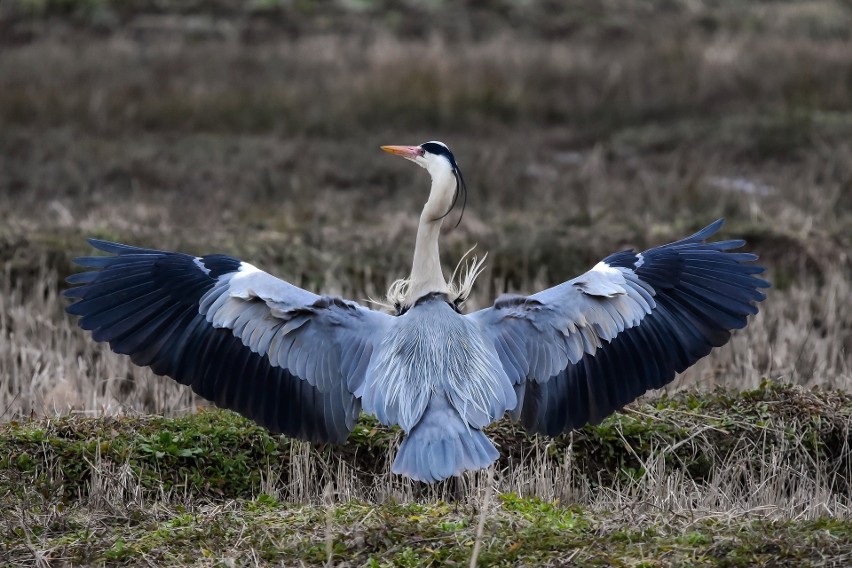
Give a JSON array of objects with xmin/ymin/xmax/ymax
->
[{"xmin": 1, "ymin": 0, "xmax": 852, "ymax": 565}]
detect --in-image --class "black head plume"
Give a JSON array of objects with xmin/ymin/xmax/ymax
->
[{"xmin": 419, "ymin": 141, "xmax": 467, "ymax": 229}]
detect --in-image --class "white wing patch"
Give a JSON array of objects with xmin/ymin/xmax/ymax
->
[
  {"xmin": 573, "ymin": 262, "xmax": 628, "ymax": 297},
  {"xmin": 219, "ymin": 262, "xmax": 318, "ymax": 307},
  {"xmin": 193, "ymin": 257, "xmax": 211, "ymax": 275},
  {"xmin": 226, "ymin": 262, "xmax": 262, "ymax": 299}
]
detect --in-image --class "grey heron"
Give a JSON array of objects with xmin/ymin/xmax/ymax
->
[{"xmin": 65, "ymin": 140, "xmax": 769, "ymax": 483}]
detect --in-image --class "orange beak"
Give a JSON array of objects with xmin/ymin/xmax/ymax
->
[{"xmin": 381, "ymin": 145, "xmax": 425, "ymax": 161}]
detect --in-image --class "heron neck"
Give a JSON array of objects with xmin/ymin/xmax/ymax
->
[{"xmin": 408, "ymin": 169, "xmax": 456, "ymax": 301}]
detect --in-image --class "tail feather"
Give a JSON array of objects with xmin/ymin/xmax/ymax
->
[{"xmin": 392, "ymin": 395, "xmax": 498, "ymax": 483}]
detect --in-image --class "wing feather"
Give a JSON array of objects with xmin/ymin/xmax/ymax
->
[
  {"xmin": 66, "ymin": 240, "xmax": 392, "ymax": 443},
  {"xmin": 469, "ymin": 219, "xmax": 769, "ymax": 435}
]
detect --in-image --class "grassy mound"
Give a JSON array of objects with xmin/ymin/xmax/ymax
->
[
  {"xmin": 3, "ymin": 383, "xmax": 852, "ymax": 566},
  {"xmin": 2, "ymin": 383, "xmax": 849, "ymax": 500}
]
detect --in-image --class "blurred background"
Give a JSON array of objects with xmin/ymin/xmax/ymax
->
[{"xmin": 1, "ymin": 0, "xmax": 850, "ymax": 418}]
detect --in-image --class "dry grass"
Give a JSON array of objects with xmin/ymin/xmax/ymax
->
[
  {"xmin": 1, "ymin": 260, "xmax": 851, "ymax": 420},
  {"xmin": 3, "ymin": 386, "xmax": 852, "ymax": 565}
]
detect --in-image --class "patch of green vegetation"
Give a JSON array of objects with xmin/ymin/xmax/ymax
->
[
  {"xmin": 4, "ymin": 489, "xmax": 852, "ymax": 566},
  {"xmin": 347, "ymin": 414, "xmax": 398, "ymax": 451},
  {"xmin": 491, "ymin": 382, "xmax": 852, "ymax": 490},
  {"xmin": 1, "ymin": 383, "xmax": 849, "ymax": 504},
  {"xmin": 0, "ymin": 409, "xmax": 294, "ymax": 500}
]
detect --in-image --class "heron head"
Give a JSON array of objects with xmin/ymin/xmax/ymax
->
[
  {"xmin": 381, "ymin": 140, "xmax": 460, "ymax": 175},
  {"xmin": 381, "ymin": 140, "xmax": 468, "ymax": 226}
]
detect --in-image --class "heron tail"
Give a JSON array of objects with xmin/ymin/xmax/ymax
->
[{"xmin": 391, "ymin": 395, "xmax": 498, "ymax": 483}]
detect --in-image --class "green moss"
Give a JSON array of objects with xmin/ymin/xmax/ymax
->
[{"xmin": 500, "ymin": 493, "xmax": 586, "ymax": 531}]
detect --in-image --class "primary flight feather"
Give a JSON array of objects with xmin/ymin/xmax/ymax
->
[{"xmin": 65, "ymin": 141, "xmax": 769, "ymax": 482}]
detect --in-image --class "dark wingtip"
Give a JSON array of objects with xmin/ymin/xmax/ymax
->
[
  {"xmin": 66, "ymin": 271, "xmax": 98, "ymax": 284},
  {"xmin": 688, "ymin": 218, "xmax": 725, "ymax": 242},
  {"xmin": 705, "ymin": 239, "xmax": 747, "ymax": 252},
  {"xmin": 63, "ymin": 288, "xmax": 82, "ymax": 299},
  {"xmin": 86, "ymin": 238, "xmax": 139, "ymax": 254},
  {"xmin": 72, "ymin": 255, "xmax": 115, "ymax": 268}
]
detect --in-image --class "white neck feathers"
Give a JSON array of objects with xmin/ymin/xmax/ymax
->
[
  {"xmin": 407, "ymin": 167, "xmax": 456, "ymax": 300},
  {"xmin": 384, "ymin": 166, "xmax": 459, "ymax": 309},
  {"xmin": 383, "ymin": 155, "xmax": 485, "ymax": 311}
]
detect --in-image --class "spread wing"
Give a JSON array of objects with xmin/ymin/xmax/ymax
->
[
  {"xmin": 65, "ymin": 239, "xmax": 392, "ymax": 443},
  {"xmin": 467, "ymin": 219, "xmax": 769, "ymax": 435}
]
